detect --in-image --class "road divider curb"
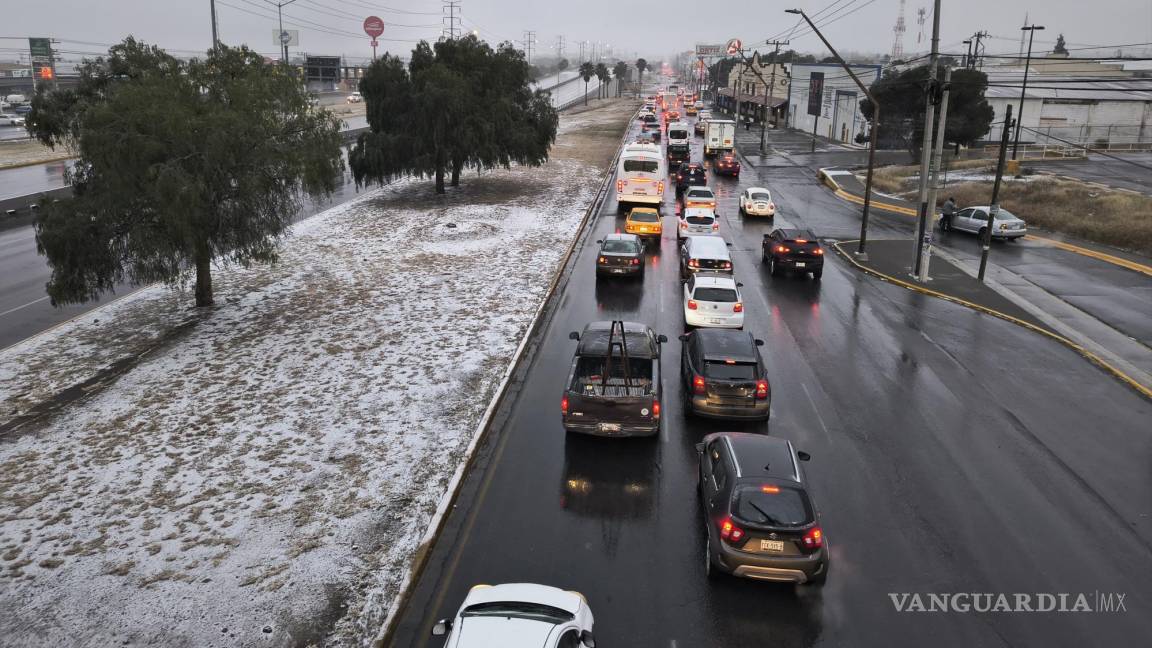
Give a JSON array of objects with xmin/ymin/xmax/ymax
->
[
  {"xmin": 373, "ymin": 103, "xmax": 640, "ymax": 646},
  {"xmin": 832, "ymin": 240, "xmax": 1152, "ymax": 400},
  {"xmin": 818, "ymin": 167, "xmax": 1152, "ymax": 277},
  {"xmin": 0, "ymin": 154, "xmax": 75, "ymax": 171}
]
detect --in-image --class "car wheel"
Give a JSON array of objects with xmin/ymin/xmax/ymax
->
[
  {"xmin": 939, "ymin": 217, "xmax": 950, "ymax": 232},
  {"xmin": 803, "ymin": 564, "xmax": 828, "ymax": 587},
  {"xmin": 813, "ymin": 268, "xmax": 823, "ymax": 280},
  {"xmin": 704, "ymin": 524, "xmax": 718, "ymax": 579},
  {"xmin": 769, "ymin": 257, "xmax": 780, "ymax": 277}
]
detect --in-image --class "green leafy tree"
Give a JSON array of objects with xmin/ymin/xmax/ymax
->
[
  {"xmin": 635, "ymin": 58, "xmax": 648, "ymax": 90},
  {"xmin": 613, "ymin": 61, "xmax": 628, "ymax": 97},
  {"xmin": 26, "ymin": 38, "xmax": 343, "ymax": 307},
  {"xmin": 860, "ymin": 65, "xmax": 995, "ymax": 157},
  {"xmin": 579, "ymin": 61, "xmax": 595, "ymax": 105},
  {"xmin": 595, "ymin": 62, "xmax": 610, "ymax": 99}
]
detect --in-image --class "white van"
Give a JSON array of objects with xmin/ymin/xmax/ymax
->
[{"xmin": 616, "ymin": 143, "xmax": 666, "ymax": 211}]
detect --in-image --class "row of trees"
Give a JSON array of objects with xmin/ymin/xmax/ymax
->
[
  {"xmin": 349, "ymin": 36, "xmax": 558, "ymax": 194},
  {"xmin": 861, "ymin": 66, "xmax": 994, "ymax": 157}
]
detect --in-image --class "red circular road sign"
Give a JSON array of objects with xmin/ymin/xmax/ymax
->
[
  {"xmin": 363, "ymin": 16, "xmax": 385, "ymax": 38},
  {"xmin": 726, "ymin": 38, "xmax": 742, "ymax": 55}
]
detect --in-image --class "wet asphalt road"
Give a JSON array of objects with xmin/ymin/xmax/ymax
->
[{"xmin": 388, "ymin": 112, "xmax": 1152, "ymax": 646}]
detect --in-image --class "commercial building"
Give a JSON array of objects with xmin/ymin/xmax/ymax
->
[{"xmin": 714, "ymin": 52, "xmax": 789, "ymax": 126}]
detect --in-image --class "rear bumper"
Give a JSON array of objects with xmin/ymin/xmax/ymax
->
[
  {"xmin": 684, "ymin": 309, "xmax": 743, "ymax": 329},
  {"xmin": 744, "ymin": 206, "xmax": 775, "ymax": 217},
  {"xmin": 773, "ymin": 256, "xmax": 823, "ymax": 272},
  {"xmin": 994, "ymin": 229, "xmax": 1027, "ymax": 239},
  {"xmin": 618, "ymin": 194, "xmax": 662, "ymax": 206},
  {"xmin": 687, "ymin": 395, "xmax": 770, "ymax": 420},
  {"xmin": 715, "ymin": 542, "xmax": 828, "ymax": 582},
  {"xmin": 625, "ymin": 228, "xmax": 663, "ymax": 238},
  {"xmin": 564, "ymin": 418, "xmax": 659, "ymax": 437},
  {"xmin": 714, "ymin": 166, "xmax": 740, "ymax": 176},
  {"xmin": 597, "ymin": 264, "xmax": 643, "ymax": 277}
]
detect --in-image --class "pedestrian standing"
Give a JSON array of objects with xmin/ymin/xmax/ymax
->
[{"xmin": 940, "ymin": 196, "xmax": 957, "ymax": 231}]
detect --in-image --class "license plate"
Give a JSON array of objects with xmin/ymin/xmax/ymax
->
[
  {"xmin": 612, "ymin": 268, "xmax": 625, "ymax": 274},
  {"xmin": 598, "ymin": 423, "xmax": 621, "ymax": 432},
  {"xmin": 632, "ymin": 191, "xmax": 647, "ymax": 195},
  {"xmin": 795, "ymin": 262, "xmax": 806, "ymax": 268},
  {"xmin": 708, "ymin": 318, "xmax": 725, "ymax": 325},
  {"xmin": 760, "ymin": 540, "xmax": 785, "ymax": 553}
]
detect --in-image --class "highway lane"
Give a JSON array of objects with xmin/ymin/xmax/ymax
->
[{"xmin": 389, "ymin": 108, "xmax": 1152, "ymax": 646}]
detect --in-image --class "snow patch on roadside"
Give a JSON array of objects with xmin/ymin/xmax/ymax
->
[{"xmin": 0, "ymin": 105, "xmax": 626, "ymax": 647}]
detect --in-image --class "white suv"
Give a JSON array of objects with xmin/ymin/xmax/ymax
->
[
  {"xmin": 433, "ymin": 583, "xmax": 596, "ymax": 648},
  {"xmin": 684, "ymin": 273, "xmax": 744, "ymax": 329}
]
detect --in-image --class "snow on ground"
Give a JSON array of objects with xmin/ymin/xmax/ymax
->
[{"xmin": 0, "ymin": 100, "xmax": 633, "ymax": 647}]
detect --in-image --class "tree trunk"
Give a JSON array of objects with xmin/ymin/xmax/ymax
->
[
  {"xmin": 435, "ymin": 167, "xmax": 445, "ymax": 194},
  {"xmin": 451, "ymin": 158, "xmax": 463, "ymax": 187},
  {"xmin": 584, "ymin": 81, "xmax": 588, "ymax": 105},
  {"xmin": 194, "ymin": 244, "xmax": 213, "ymax": 307}
]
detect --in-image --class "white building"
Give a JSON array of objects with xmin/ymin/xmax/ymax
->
[{"xmin": 787, "ymin": 63, "xmax": 881, "ymax": 147}]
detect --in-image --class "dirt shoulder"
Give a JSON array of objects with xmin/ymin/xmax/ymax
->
[
  {"xmin": 0, "ymin": 100, "xmax": 635, "ymax": 648},
  {"xmin": 0, "ymin": 139, "xmax": 73, "ymax": 169}
]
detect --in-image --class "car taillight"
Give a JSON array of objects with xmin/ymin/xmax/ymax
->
[
  {"xmin": 688, "ymin": 259, "xmax": 699, "ymax": 268},
  {"xmin": 768, "ymin": 202, "xmax": 775, "ymax": 210},
  {"xmin": 616, "ymin": 180, "xmax": 624, "ymax": 193},
  {"xmin": 814, "ymin": 248, "xmax": 824, "ymax": 255},
  {"xmin": 598, "ymin": 256, "xmax": 607, "ymax": 264},
  {"xmin": 631, "ymin": 258, "xmax": 641, "ymax": 265},
  {"xmin": 733, "ymin": 302, "xmax": 743, "ymax": 313},
  {"xmin": 802, "ymin": 527, "xmax": 823, "ymax": 549},
  {"xmin": 712, "ymin": 222, "xmax": 719, "ymax": 231},
  {"xmin": 561, "ymin": 396, "xmax": 569, "ymax": 415},
  {"xmin": 722, "ymin": 261, "xmax": 731, "ymax": 269},
  {"xmin": 776, "ymin": 245, "xmax": 789, "ymax": 253},
  {"xmin": 693, "ymin": 374, "xmax": 706, "ymax": 394},
  {"xmin": 687, "ymin": 299, "xmax": 698, "ymax": 310},
  {"xmin": 657, "ymin": 181, "xmax": 665, "ymax": 193},
  {"xmin": 652, "ymin": 400, "xmax": 660, "ymax": 418},
  {"xmin": 756, "ymin": 379, "xmax": 768, "ymax": 399},
  {"xmin": 720, "ymin": 517, "xmax": 745, "ymax": 544}
]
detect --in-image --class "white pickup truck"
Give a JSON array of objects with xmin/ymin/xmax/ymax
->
[{"xmin": 703, "ymin": 119, "xmax": 736, "ymax": 157}]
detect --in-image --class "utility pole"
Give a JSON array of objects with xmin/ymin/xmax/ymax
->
[
  {"xmin": 980, "ymin": 104, "xmax": 1014, "ymax": 281},
  {"xmin": 522, "ymin": 31, "xmax": 536, "ymax": 65},
  {"xmin": 578, "ymin": 41, "xmax": 586, "ymax": 63},
  {"xmin": 210, "ymin": 0, "xmax": 220, "ymax": 50},
  {"xmin": 962, "ymin": 40, "xmax": 972, "ymax": 69},
  {"xmin": 916, "ymin": 66, "xmax": 952, "ymax": 282},
  {"xmin": 556, "ymin": 35, "xmax": 564, "ymax": 84},
  {"xmin": 442, "ymin": 0, "xmax": 461, "ymax": 40},
  {"xmin": 266, "ymin": 0, "xmax": 298, "ymax": 65},
  {"xmin": 1012, "ymin": 24, "xmax": 1045, "ymax": 160},
  {"xmin": 761, "ymin": 40, "xmax": 788, "ymax": 154},
  {"xmin": 971, "ymin": 31, "xmax": 988, "ymax": 69},
  {"xmin": 786, "ymin": 8, "xmax": 881, "ymax": 257},
  {"xmin": 911, "ymin": 0, "xmax": 941, "ymax": 278}
]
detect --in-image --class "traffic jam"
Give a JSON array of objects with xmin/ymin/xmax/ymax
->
[{"xmin": 431, "ymin": 80, "xmax": 830, "ymax": 647}]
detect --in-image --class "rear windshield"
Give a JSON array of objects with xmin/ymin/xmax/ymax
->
[
  {"xmin": 685, "ymin": 215, "xmax": 714, "ymax": 225},
  {"xmin": 704, "ymin": 360, "xmax": 757, "ymax": 380},
  {"xmin": 669, "ymin": 129, "xmax": 688, "ymax": 140},
  {"xmin": 694, "ymin": 288, "xmax": 737, "ymax": 302},
  {"xmin": 630, "ymin": 211, "xmax": 659, "ymax": 223},
  {"xmin": 687, "ymin": 190, "xmax": 713, "ymax": 199},
  {"xmin": 733, "ymin": 485, "xmax": 813, "ymax": 528},
  {"xmin": 750, "ymin": 192, "xmax": 771, "ymax": 201},
  {"xmin": 993, "ymin": 209, "xmax": 1019, "ymax": 221},
  {"xmin": 624, "ymin": 159, "xmax": 659, "ymax": 173},
  {"xmin": 602, "ymin": 240, "xmax": 639, "ymax": 253}
]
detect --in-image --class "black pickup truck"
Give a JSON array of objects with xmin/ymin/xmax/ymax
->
[{"xmin": 561, "ymin": 321, "xmax": 668, "ymax": 437}]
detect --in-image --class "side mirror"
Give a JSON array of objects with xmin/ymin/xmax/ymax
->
[
  {"xmin": 754, "ymin": 339, "xmax": 765, "ymax": 347},
  {"xmin": 678, "ymin": 333, "xmax": 690, "ymax": 342},
  {"xmin": 736, "ymin": 282, "xmax": 744, "ymax": 288},
  {"xmin": 432, "ymin": 619, "xmax": 451, "ymax": 636},
  {"xmin": 797, "ymin": 451, "xmax": 811, "ymax": 462},
  {"xmin": 595, "ymin": 239, "xmax": 603, "ymax": 244},
  {"xmin": 694, "ymin": 442, "xmax": 705, "ymax": 454},
  {"xmin": 569, "ymin": 331, "xmax": 580, "ymax": 341},
  {"xmin": 725, "ymin": 241, "xmax": 733, "ymax": 246},
  {"xmin": 657, "ymin": 334, "xmax": 668, "ymax": 344},
  {"xmin": 763, "ymin": 233, "xmax": 771, "ymax": 239},
  {"xmin": 581, "ymin": 630, "xmax": 597, "ymax": 648}
]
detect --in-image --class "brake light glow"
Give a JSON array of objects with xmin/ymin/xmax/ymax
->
[
  {"xmin": 761, "ymin": 485, "xmax": 780, "ymax": 493},
  {"xmin": 561, "ymin": 396, "xmax": 569, "ymax": 415},
  {"xmin": 776, "ymin": 245, "xmax": 789, "ymax": 253},
  {"xmin": 733, "ymin": 302, "xmax": 743, "ymax": 313},
  {"xmin": 814, "ymin": 248, "xmax": 824, "ymax": 255},
  {"xmin": 756, "ymin": 379, "xmax": 769, "ymax": 400},
  {"xmin": 687, "ymin": 299, "xmax": 698, "ymax": 310},
  {"xmin": 688, "ymin": 259, "xmax": 699, "ymax": 268},
  {"xmin": 693, "ymin": 375, "xmax": 706, "ymax": 394},
  {"xmin": 802, "ymin": 527, "xmax": 824, "ymax": 549},
  {"xmin": 795, "ymin": 239, "xmax": 808, "ymax": 243},
  {"xmin": 616, "ymin": 180, "xmax": 624, "ymax": 193},
  {"xmin": 722, "ymin": 261, "xmax": 732, "ymax": 269},
  {"xmin": 657, "ymin": 181, "xmax": 665, "ymax": 194},
  {"xmin": 652, "ymin": 400, "xmax": 661, "ymax": 418},
  {"xmin": 712, "ymin": 222, "xmax": 719, "ymax": 231},
  {"xmin": 720, "ymin": 518, "xmax": 745, "ymax": 543},
  {"xmin": 631, "ymin": 258, "xmax": 641, "ymax": 266}
]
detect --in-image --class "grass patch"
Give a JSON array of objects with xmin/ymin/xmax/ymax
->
[
  {"xmin": 868, "ymin": 159, "xmax": 996, "ymax": 194},
  {"xmin": 945, "ymin": 178, "xmax": 1152, "ymax": 254}
]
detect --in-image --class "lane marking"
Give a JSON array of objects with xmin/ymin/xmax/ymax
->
[
  {"xmin": 801, "ymin": 382, "xmax": 830, "ymax": 436},
  {"xmin": 832, "ymin": 240, "xmax": 1152, "ymax": 400},
  {"xmin": 0, "ymin": 295, "xmax": 48, "ymax": 318},
  {"xmin": 820, "ymin": 170, "xmax": 1152, "ymax": 277}
]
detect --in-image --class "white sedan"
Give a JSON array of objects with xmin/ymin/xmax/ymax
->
[
  {"xmin": 739, "ymin": 187, "xmax": 776, "ymax": 217},
  {"xmin": 684, "ymin": 273, "xmax": 744, "ymax": 329},
  {"xmin": 433, "ymin": 583, "xmax": 596, "ymax": 648},
  {"xmin": 346, "ymin": 91, "xmax": 363, "ymax": 103},
  {"xmin": 0, "ymin": 113, "xmax": 25, "ymax": 127},
  {"xmin": 678, "ymin": 207, "xmax": 719, "ymax": 239}
]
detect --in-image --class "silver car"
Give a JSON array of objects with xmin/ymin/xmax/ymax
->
[
  {"xmin": 0, "ymin": 112, "xmax": 25, "ymax": 127},
  {"xmin": 942, "ymin": 205, "xmax": 1027, "ymax": 240}
]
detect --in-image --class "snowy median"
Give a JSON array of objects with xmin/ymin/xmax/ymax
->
[{"xmin": 0, "ymin": 99, "xmax": 636, "ymax": 647}]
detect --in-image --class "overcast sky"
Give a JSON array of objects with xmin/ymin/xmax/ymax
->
[{"xmin": 4, "ymin": 0, "xmax": 1151, "ymax": 65}]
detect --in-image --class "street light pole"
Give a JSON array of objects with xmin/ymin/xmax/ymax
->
[
  {"xmin": 761, "ymin": 40, "xmax": 788, "ymax": 154},
  {"xmin": 210, "ymin": 0, "xmax": 220, "ymax": 50},
  {"xmin": 1012, "ymin": 24, "xmax": 1044, "ymax": 160},
  {"xmin": 266, "ymin": 0, "xmax": 298, "ymax": 64},
  {"xmin": 786, "ymin": 8, "xmax": 881, "ymax": 258}
]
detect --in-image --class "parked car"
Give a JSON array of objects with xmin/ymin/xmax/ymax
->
[
  {"xmin": 432, "ymin": 583, "xmax": 597, "ymax": 647},
  {"xmin": 739, "ymin": 187, "xmax": 776, "ymax": 217},
  {"xmin": 762, "ymin": 228, "xmax": 824, "ymax": 279},
  {"xmin": 679, "ymin": 330, "xmax": 770, "ymax": 419},
  {"xmin": 624, "ymin": 207, "xmax": 662, "ymax": 239},
  {"xmin": 683, "ymin": 273, "xmax": 744, "ymax": 329},
  {"xmin": 679, "ymin": 186, "xmax": 717, "ymax": 212},
  {"xmin": 713, "ymin": 152, "xmax": 741, "ymax": 178},
  {"xmin": 11, "ymin": 105, "xmax": 32, "ymax": 116},
  {"xmin": 941, "ymin": 205, "xmax": 1027, "ymax": 240},
  {"xmin": 679, "ymin": 235, "xmax": 732, "ymax": 279},
  {"xmin": 698, "ymin": 432, "xmax": 827, "ymax": 584},
  {"xmin": 677, "ymin": 207, "xmax": 719, "ymax": 240},
  {"xmin": 595, "ymin": 233, "xmax": 644, "ymax": 278},
  {"xmin": 563, "ymin": 320, "xmax": 667, "ymax": 437},
  {"xmin": 346, "ymin": 91, "xmax": 363, "ymax": 103},
  {"xmin": 674, "ymin": 163, "xmax": 707, "ymax": 194},
  {"xmin": 0, "ymin": 113, "xmax": 24, "ymax": 126}
]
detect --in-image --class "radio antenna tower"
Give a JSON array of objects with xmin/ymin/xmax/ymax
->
[
  {"xmin": 442, "ymin": 0, "xmax": 461, "ymax": 40},
  {"xmin": 916, "ymin": 7, "xmax": 927, "ymax": 44},
  {"xmin": 891, "ymin": 0, "xmax": 907, "ymax": 61}
]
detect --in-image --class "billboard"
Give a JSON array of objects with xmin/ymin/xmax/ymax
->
[
  {"xmin": 695, "ymin": 44, "xmax": 725, "ymax": 57},
  {"xmin": 29, "ymin": 38, "xmax": 54, "ymax": 83},
  {"xmin": 273, "ymin": 30, "xmax": 300, "ymax": 46},
  {"xmin": 807, "ymin": 71, "xmax": 824, "ymax": 117}
]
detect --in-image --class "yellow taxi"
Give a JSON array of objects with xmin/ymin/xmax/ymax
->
[
  {"xmin": 685, "ymin": 104, "xmax": 698, "ymax": 116},
  {"xmin": 624, "ymin": 207, "xmax": 663, "ymax": 238}
]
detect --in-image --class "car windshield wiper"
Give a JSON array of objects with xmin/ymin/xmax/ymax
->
[{"xmin": 747, "ymin": 500, "xmax": 781, "ymax": 525}]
